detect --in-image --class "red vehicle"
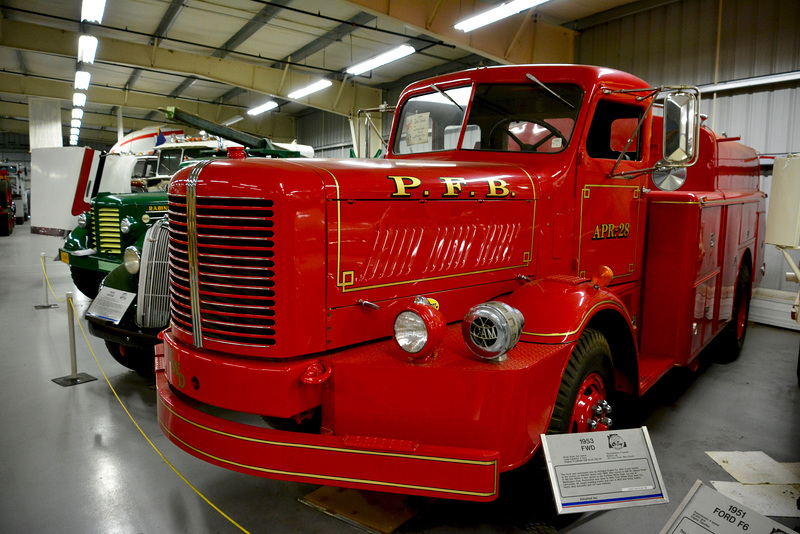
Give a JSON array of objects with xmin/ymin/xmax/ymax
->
[{"xmin": 156, "ymin": 65, "xmax": 764, "ymax": 502}]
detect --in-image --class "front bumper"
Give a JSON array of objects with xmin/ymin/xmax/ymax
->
[
  {"xmin": 156, "ymin": 353, "xmax": 500, "ymax": 501},
  {"xmin": 156, "ymin": 328, "xmax": 574, "ymax": 501},
  {"xmin": 58, "ymin": 248, "xmax": 121, "ymax": 273},
  {"xmin": 87, "ymin": 316, "xmax": 160, "ymax": 349}
]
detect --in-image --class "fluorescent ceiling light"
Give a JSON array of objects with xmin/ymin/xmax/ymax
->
[
  {"xmin": 71, "ymin": 119, "xmax": 82, "ymax": 128},
  {"xmin": 346, "ymin": 45, "xmax": 415, "ymax": 76},
  {"xmin": 73, "ymin": 93, "xmax": 87, "ymax": 107},
  {"xmin": 221, "ymin": 115, "xmax": 243, "ymax": 126},
  {"xmin": 69, "ymin": 138, "xmax": 79, "ymax": 145},
  {"xmin": 70, "ymin": 127, "xmax": 81, "ymax": 136},
  {"xmin": 72, "ymin": 108, "xmax": 84, "ymax": 119},
  {"xmin": 69, "ymin": 133, "xmax": 79, "ymax": 141},
  {"xmin": 454, "ymin": 0, "xmax": 549, "ymax": 32},
  {"xmin": 81, "ymin": 0, "xmax": 106, "ymax": 23},
  {"xmin": 74, "ymin": 71, "xmax": 91, "ymax": 90},
  {"xmin": 247, "ymin": 101, "xmax": 278, "ymax": 116},
  {"xmin": 78, "ymin": 35, "xmax": 98, "ymax": 64},
  {"xmin": 288, "ymin": 80, "xmax": 332, "ymax": 100}
]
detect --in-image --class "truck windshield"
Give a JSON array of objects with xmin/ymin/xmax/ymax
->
[
  {"xmin": 463, "ymin": 83, "xmax": 583, "ymax": 153},
  {"xmin": 393, "ymin": 83, "xmax": 583, "ymax": 155},
  {"xmin": 393, "ymin": 86, "xmax": 472, "ymax": 154}
]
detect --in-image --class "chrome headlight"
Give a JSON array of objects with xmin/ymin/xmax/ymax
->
[
  {"xmin": 393, "ymin": 300, "xmax": 446, "ymax": 360},
  {"xmin": 77, "ymin": 212, "xmax": 89, "ymax": 228},
  {"xmin": 462, "ymin": 301, "xmax": 524, "ymax": 362},
  {"xmin": 123, "ymin": 246, "xmax": 141, "ymax": 274},
  {"xmin": 120, "ymin": 217, "xmax": 134, "ymax": 234}
]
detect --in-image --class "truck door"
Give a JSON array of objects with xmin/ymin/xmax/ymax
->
[{"xmin": 576, "ymin": 93, "xmax": 650, "ymax": 283}]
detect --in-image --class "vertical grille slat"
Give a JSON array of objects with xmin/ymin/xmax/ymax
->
[
  {"xmin": 169, "ymin": 191, "xmax": 277, "ymax": 351},
  {"xmin": 136, "ymin": 219, "xmax": 170, "ymax": 329}
]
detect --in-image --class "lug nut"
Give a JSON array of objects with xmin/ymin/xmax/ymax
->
[
  {"xmin": 593, "ymin": 405, "xmax": 603, "ymax": 415},
  {"xmin": 588, "ymin": 420, "xmax": 598, "ymax": 430},
  {"xmin": 601, "ymin": 417, "xmax": 612, "ymax": 427}
]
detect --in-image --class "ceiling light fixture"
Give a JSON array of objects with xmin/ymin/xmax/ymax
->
[
  {"xmin": 346, "ymin": 44, "xmax": 415, "ymax": 76},
  {"xmin": 454, "ymin": 0, "xmax": 549, "ymax": 32},
  {"xmin": 288, "ymin": 80, "xmax": 333, "ymax": 100},
  {"xmin": 78, "ymin": 35, "xmax": 98, "ymax": 64},
  {"xmin": 81, "ymin": 0, "xmax": 106, "ymax": 23},
  {"xmin": 70, "ymin": 127, "xmax": 81, "ymax": 136},
  {"xmin": 74, "ymin": 71, "xmax": 91, "ymax": 90},
  {"xmin": 71, "ymin": 119, "xmax": 82, "ymax": 128},
  {"xmin": 247, "ymin": 101, "xmax": 278, "ymax": 116},
  {"xmin": 69, "ymin": 138, "xmax": 79, "ymax": 146},
  {"xmin": 72, "ymin": 108, "xmax": 84, "ymax": 120},
  {"xmin": 221, "ymin": 115, "xmax": 243, "ymax": 126},
  {"xmin": 73, "ymin": 93, "xmax": 87, "ymax": 107}
]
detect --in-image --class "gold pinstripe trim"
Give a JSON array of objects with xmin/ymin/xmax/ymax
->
[
  {"xmin": 312, "ymin": 163, "xmax": 538, "ymax": 293},
  {"xmin": 650, "ymin": 200, "xmax": 701, "ymax": 205},
  {"xmin": 522, "ymin": 299, "xmax": 631, "ymax": 338},
  {"xmin": 577, "ymin": 184, "xmax": 642, "ymax": 279},
  {"xmin": 159, "ymin": 400, "xmax": 498, "ymax": 497}
]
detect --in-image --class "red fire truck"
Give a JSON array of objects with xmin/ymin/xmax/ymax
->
[{"xmin": 155, "ymin": 65, "xmax": 764, "ymax": 502}]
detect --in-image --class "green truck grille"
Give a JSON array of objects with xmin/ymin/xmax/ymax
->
[{"xmin": 93, "ymin": 207, "xmax": 122, "ymax": 254}]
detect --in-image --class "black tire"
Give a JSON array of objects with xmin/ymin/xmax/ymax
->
[
  {"xmin": 69, "ymin": 266, "xmax": 105, "ymax": 299},
  {"xmin": 716, "ymin": 263, "xmax": 751, "ymax": 363},
  {"xmin": 105, "ymin": 341, "xmax": 156, "ymax": 376},
  {"xmin": 547, "ymin": 328, "xmax": 615, "ymax": 435},
  {"xmin": 0, "ymin": 213, "xmax": 11, "ymax": 236}
]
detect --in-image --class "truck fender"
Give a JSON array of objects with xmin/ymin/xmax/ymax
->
[
  {"xmin": 62, "ymin": 224, "xmax": 92, "ymax": 252},
  {"xmin": 504, "ymin": 276, "xmax": 639, "ymax": 395},
  {"xmin": 99, "ymin": 263, "xmax": 138, "ymax": 294},
  {"xmin": 504, "ymin": 276, "xmax": 633, "ymax": 344}
]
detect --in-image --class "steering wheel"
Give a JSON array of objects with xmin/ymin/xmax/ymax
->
[{"xmin": 489, "ymin": 118, "xmax": 566, "ymax": 152}]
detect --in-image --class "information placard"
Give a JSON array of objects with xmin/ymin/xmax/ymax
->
[
  {"xmin": 660, "ymin": 480, "xmax": 798, "ymax": 534},
  {"xmin": 86, "ymin": 286, "xmax": 135, "ymax": 324},
  {"xmin": 541, "ymin": 427, "xmax": 668, "ymax": 514}
]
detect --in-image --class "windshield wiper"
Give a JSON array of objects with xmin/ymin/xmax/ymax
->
[
  {"xmin": 431, "ymin": 83, "xmax": 463, "ymax": 111},
  {"xmin": 526, "ymin": 73, "xmax": 575, "ymax": 109}
]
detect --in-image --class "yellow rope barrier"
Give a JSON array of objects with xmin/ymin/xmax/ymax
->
[
  {"xmin": 40, "ymin": 255, "xmax": 66, "ymax": 302},
  {"xmin": 47, "ymin": 256, "xmax": 250, "ymax": 533}
]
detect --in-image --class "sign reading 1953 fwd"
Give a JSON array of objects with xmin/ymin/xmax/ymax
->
[{"xmin": 541, "ymin": 427, "xmax": 668, "ymax": 514}]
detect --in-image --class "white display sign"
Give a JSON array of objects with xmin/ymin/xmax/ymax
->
[
  {"xmin": 660, "ymin": 480, "xmax": 798, "ymax": 534},
  {"xmin": 541, "ymin": 427, "xmax": 668, "ymax": 514},
  {"xmin": 86, "ymin": 286, "xmax": 136, "ymax": 324}
]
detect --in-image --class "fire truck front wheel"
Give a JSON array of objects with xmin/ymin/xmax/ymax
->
[{"xmin": 547, "ymin": 328, "xmax": 615, "ymax": 434}]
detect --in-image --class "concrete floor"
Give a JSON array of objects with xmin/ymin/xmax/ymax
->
[{"xmin": 1, "ymin": 227, "xmax": 798, "ymax": 534}]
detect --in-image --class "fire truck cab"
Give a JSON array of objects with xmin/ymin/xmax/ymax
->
[{"xmin": 156, "ymin": 65, "xmax": 763, "ymax": 502}]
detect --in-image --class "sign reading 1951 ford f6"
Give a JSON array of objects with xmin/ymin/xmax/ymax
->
[{"xmin": 155, "ymin": 64, "xmax": 764, "ymax": 502}]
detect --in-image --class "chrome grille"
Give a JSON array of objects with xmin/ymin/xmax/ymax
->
[
  {"xmin": 168, "ymin": 193, "xmax": 277, "ymax": 348},
  {"xmin": 94, "ymin": 207, "xmax": 121, "ymax": 254},
  {"xmin": 136, "ymin": 218, "xmax": 170, "ymax": 329}
]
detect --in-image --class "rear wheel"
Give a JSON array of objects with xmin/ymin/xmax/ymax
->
[
  {"xmin": 0, "ymin": 213, "xmax": 11, "ymax": 236},
  {"xmin": 548, "ymin": 329, "xmax": 615, "ymax": 434},
  {"xmin": 716, "ymin": 263, "xmax": 751, "ymax": 362},
  {"xmin": 69, "ymin": 266, "xmax": 105, "ymax": 299},
  {"xmin": 105, "ymin": 341, "xmax": 155, "ymax": 376}
]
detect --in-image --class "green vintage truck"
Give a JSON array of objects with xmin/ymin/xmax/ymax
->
[{"xmin": 58, "ymin": 191, "xmax": 168, "ymax": 298}]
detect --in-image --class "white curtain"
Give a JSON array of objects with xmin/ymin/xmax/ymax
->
[{"xmin": 28, "ymin": 97, "xmax": 63, "ymax": 149}]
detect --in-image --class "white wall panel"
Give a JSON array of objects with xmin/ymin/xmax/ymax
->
[{"xmin": 575, "ymin": 0, "xmax": 800, "ymax": 156}]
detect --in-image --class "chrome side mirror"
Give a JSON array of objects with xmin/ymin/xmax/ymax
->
[{"xmin": 663, "ymin": 90, "xmax": 699, "ymax": 165}]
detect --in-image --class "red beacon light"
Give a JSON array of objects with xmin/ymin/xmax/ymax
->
[
  {"xmin": 227, "ymin": 146, "xmax": 246, "ymax": 159},
  {"xmin": 393, "ymin": 297, "xmax": 446, "ymax": 361}
]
